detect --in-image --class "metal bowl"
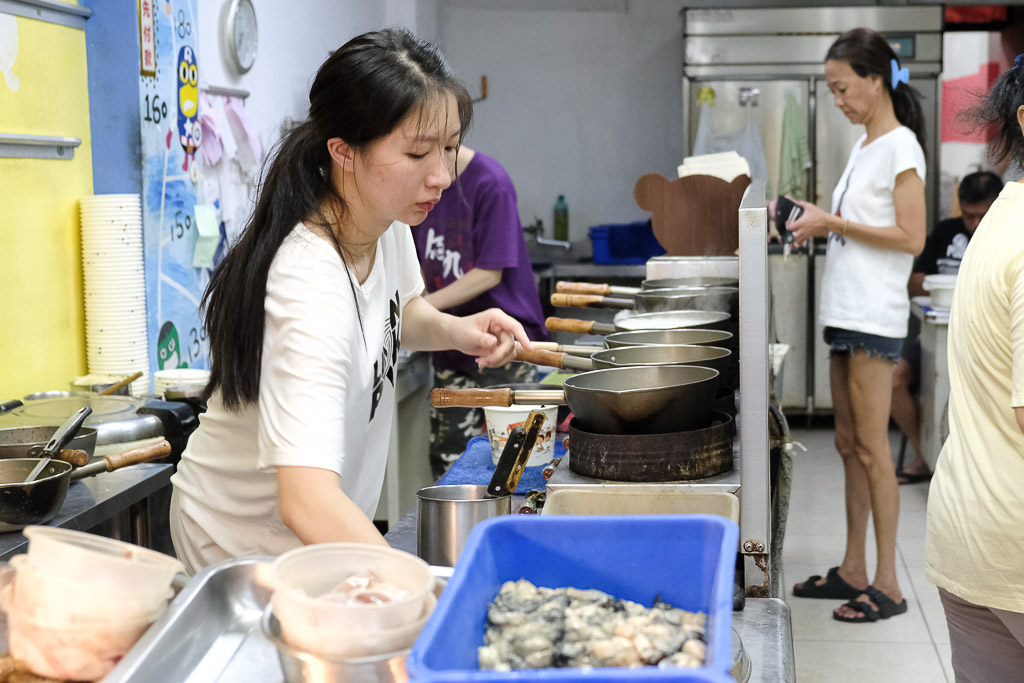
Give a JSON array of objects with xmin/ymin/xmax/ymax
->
[{"xmin": 261, "ymin": 607, "xmax": 410, "ymax": 683}]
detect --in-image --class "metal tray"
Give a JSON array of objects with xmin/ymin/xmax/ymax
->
[{"xmin": 106, "ymin": 556, "xmax": 285, "ymax": 682}]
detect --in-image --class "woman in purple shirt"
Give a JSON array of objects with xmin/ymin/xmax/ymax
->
[{"xmin": 411, "ymin": 146, "xmax": 547, "ymax": 478}]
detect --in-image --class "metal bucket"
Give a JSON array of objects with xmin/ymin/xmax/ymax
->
[
  {"xmin": 262, "ymin": 608, "xmax": 410, "ymax": 683},
  {"xmin": 416, "ymin": 484, "xmax": 510, "ymax": 567}
]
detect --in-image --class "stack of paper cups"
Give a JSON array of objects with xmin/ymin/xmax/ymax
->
[{"xmin": 80, "ymin": 194, "xmax": 149, "ymax": 397}]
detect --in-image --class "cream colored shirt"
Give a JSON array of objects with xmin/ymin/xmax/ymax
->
[{"xmin": 926, "ymin": 181, "xmax": 1024, "ymax": 612}]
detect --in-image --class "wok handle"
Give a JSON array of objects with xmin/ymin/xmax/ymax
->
[
  {"xmin": 555, "ymin": 281, "xmax": 611, "ymax": 295},
  {"xmin": 71, "ymin": 439, "xmax": 172, "ymax": 480},
  {"xmin": 531, "ymin": 342, "xmax": 599, "ymax": 357},
  {"xmin": 545, "ymin": 317, "xmax": 596, "ymax": 334},
  {"xmin": 515, "ymin": 348, "xmax": 568, "ymax": 368},
  {"xmin": 431, "ymin": 388, "xmax": 565, "ymax": 407},
  {"xmin": 515, "ymin": 348, "xmax": 593, "ymax": 372},
  {"xmin": 551, "ymin": 293, "xmax": 635, "ymax": 310},
  {"xmin": 58, "ymin": 449, "xmax": 90, "ymax": 468}
]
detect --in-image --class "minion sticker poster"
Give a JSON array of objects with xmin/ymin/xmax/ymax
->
[{"xmin": 137, "ymin": 0, "xmax": 209, "ymax": 379}]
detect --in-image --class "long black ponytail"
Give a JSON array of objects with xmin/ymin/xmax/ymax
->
[
  {"xmin": 826, "ymin": 28, "xmax": 927, "ymax": 152},
  {"xmin": 203, "ymin": 29, "xmax": 472, "ymax": 409}
]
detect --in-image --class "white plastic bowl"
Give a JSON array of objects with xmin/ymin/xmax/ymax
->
[
  {"xmin": 269, "ymin": 543, "xmax": 434, "ymax": 635},
  {"xmin": 10, "ymin": 556, "xmax": 171, "ymax": 623},
  {"xmin": 24, "ymin": 527, "xmax": 184, "ymax": 595},
  {"xmin": 923, "ymin": 274, "xmax": 957, "ymax": 309},
  {"xmin": 277, "ymin": 591, "xmax": 436, "ymax": 658}
]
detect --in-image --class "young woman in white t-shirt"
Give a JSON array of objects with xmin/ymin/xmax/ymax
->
[
  {"xmin": 169, "ymin": 29, "xmax": 532, "ymax": 574},
  {"xmin": 787, "ymin": 28, "xmax": 927, "ymax": 624}
]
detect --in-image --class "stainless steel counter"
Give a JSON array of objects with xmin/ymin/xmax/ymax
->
[{"xmin": 0, "ymin": 462, "xmax": 174, "ymax": 560}]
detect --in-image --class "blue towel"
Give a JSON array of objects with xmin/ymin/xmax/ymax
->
[{"xmin": 437, "ymin": 436, "xmax": 567, "ymax": 493}]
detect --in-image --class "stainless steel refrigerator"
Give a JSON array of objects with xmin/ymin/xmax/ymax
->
[{"xmin": 682, "ymin": 5, "xmax": 943, "ymax": 413}]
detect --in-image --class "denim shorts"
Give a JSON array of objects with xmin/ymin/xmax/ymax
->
[{"xmin": 823, "ymin": 326, "xmax": 904, "ymax": 363}]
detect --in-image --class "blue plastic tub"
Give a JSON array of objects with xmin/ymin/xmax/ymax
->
[
  {"xmin": 589, "ymin": 220, "xmax": 666, "ymax": 265},
  {"xmin": 412, "ymin": 670, "xmax": 735, "ymax": 682},
  {"xmin": 407, "ymin": 514, "xmax": 739, "ymax": 680}
]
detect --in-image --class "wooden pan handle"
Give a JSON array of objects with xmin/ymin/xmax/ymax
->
[
  {"xmin": 432, "ymin": 388, "xmax": 514, "ymax": 408},
  {"xmin": 58, "ymin": 449, "xmax": 90, "ymax": 468},
  {"xmin": 550, "ymin": 293, "xmax": 606, "ymax": 308},
  {"xmin": 545, "ymin": 317, "xmax": 597, "ymax": 334},
  {"xmin": 515, "ymin": 348, "xmax": 569, "ymax": 369},
  {"xmin": 103, "ymin": 439, "xmax": 172, "ymax": 471},
  {"xmin": 556, "ymin": 281, "xmax": 611, "ymax": 295}
]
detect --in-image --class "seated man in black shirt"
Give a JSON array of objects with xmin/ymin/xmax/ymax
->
[{"xmin": 891, "ymin": 171, "xmax": 1003, "ymax": 484}]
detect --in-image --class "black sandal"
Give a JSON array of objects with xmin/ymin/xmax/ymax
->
[
  {"xmin": 833, "ymin": 585, "xmax": 908, "ymax": 623},
  {"xmin": 792, "ymin": 566, "xmax": 862, "ymax": 600}
]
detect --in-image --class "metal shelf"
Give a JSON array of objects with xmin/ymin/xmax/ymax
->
[
  {"xmin": 0, "ymin": 133, "xmax": 82, "ymax": 160},
  {"xmin": 0, "ymin": 0, "xmax": 91, "ymax": 30}
]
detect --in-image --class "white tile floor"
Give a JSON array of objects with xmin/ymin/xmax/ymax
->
[{"xmin": 784, "ymin": 423, "xmax": 953, "ymax": 682}]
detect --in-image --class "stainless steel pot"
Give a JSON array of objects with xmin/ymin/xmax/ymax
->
[
  {"xmin": 416, "ymin": 484, "xmax": 510, "ymax": 567},
  {"xmin": 262, "ymin": 607, "xmax": 410, "ymax": 683},
  {"xmin": 642, "ymin": 276, "xmax": 739, "ymax": 289}
]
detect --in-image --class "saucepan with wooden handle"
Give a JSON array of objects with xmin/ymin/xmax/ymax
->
[{"xmin": 0, "ymin": 439, "xmax": 173, "ymax": 532}]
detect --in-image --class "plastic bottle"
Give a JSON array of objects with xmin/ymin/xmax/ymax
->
[{"xmin": 553, "ymin": 195, "xmax": 569, "ymax": 241}]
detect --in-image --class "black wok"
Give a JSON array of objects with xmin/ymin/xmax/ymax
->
[
  {"xmin": 432, "ymin": 365, "xmax": 719, "ymax": 434},
  {"xmin": 0, "ymin": 439, "xmax": 171, "ymax": 532}
]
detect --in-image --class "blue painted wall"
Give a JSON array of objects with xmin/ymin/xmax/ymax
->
[{"xmin": 83, "ymin": 0, "xmax": 142, "ymax": 195}]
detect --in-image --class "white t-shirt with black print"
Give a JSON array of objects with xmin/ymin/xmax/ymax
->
[{"xmin": 171, "ymin": 222, "xmax": 424, "ymax": 570}]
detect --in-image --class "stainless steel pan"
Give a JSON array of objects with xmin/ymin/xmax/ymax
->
[
  {"xmin": 0, "ymin": 425, "xmax": 98, "ymax": 460},
  {"xmin": 552, "ymin": 286, "xmax": 738, "ymax": 316},
  {"xmin": 0, "ymin": 439, "xmax": 172, "ymax": 532},
  {"xmin": 517, "ymin": 345, "xmax": 731, "ymax": 378},
  {"xmin": 641, "ymin": 276, "xmax": 739, "ymax": 290},
  {"xmin": 545, "ymin": 310, "xmax": 731, "ymax": 336},
  {"xmin": 602, "ymin": 328, "xmax": 734, "ymax": 349},
  {"xmin": 432, "ymin": 365, "xmax": 719, "ymax": 434}
]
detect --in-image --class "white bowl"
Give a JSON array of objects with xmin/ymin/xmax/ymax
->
[
  {"xmin": 276, "ymin": 591, "xmax": 436, "ymax": 658},
  {"xmin": 269, "ymin": 543, "xmax": 435, "ymax": 637},
  {"xmin": 10, "ymin": 556, "xmax": 170, "ymax": 623},
  {"xmin": 2, "ymin": 586, "xmax": 156, "ymax": 681},
  {"xmin": 923, "ymin": 274, "xmax": 957, "ymax": 309},
  {"xmin": 24, "ymin": 527, "xmax": 183, "ymax": 595}
]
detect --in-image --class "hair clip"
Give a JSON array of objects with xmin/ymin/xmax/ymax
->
[
  {"xmin": 1015, "ymin": 54, "xmax": 1024, "ymax": 69},
  {"xmin": 890, "ymin": 58, "xmax": 910, "ymax": 90}
]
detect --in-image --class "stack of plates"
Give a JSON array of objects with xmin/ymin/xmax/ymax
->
[{"xmin": 80, "ymin": 194, "xmax": 148, "ymax": 397}]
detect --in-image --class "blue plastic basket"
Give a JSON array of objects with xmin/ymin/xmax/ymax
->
[
  {"xmin": 412, "ymin": 670, "xmax": 735, "ymax": 682},
  {"xmin": 407, "ymin": 514, "xmax": 739, "ymax": 680},
  {"xmin": 589, "ymin": 220, "xmax": 666, "ymax": 265}
]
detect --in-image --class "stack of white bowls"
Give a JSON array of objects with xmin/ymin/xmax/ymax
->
[
  {"xmin": 80, "ymin": 194, "xmax": 149, "ymax": 396},
  {"xmin": 1, "ymin": 526, "xmax": 184, "ymax": 680},
  {"xmin": 154, "ymin": 368, "xmax": 211, "ymax": 399}
]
